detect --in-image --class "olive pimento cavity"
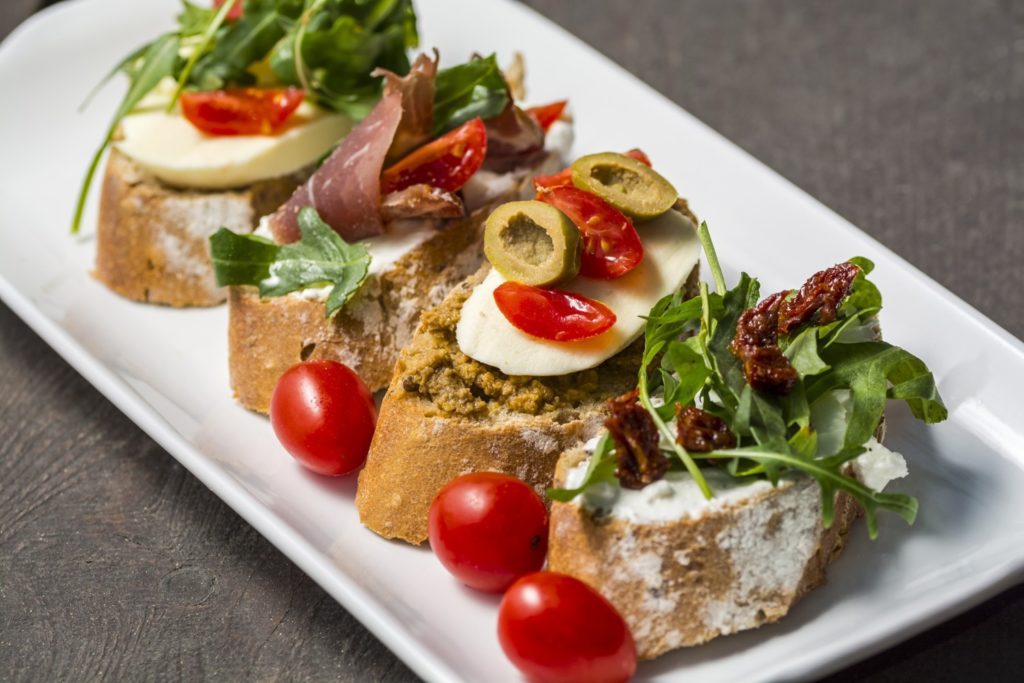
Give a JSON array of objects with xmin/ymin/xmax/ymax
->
[{"xmin": 605, "ymin": 389, "xmax": 669, "ymax": 489}]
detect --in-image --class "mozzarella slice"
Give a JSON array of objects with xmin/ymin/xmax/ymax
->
[
  {"xmin": 456, "ymin": 209, "xmax": 701, "ymax": 376},
  {"xmin": 115, "ymin": 101, "xmax": 351, "ymax": 190}
]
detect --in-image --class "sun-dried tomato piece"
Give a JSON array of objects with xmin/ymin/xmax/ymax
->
[
  {"xmin": 730, "ymin": 290, "xmax": 799, "ymax": 394},
  {"xmin": 605, "ymin": 390, "xmax": 668, "ymax": 490},
  {"xmin": 676, "ymin": 405, "xmax": 736, "ymax": 453},
  {"xmin": 778, "ymin": 262, "xmax": 861, "ymax": 335}
]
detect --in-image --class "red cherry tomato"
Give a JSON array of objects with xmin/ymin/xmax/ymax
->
[
  {"xmin": 494, "ymin": 282, "xmax": 616, "ymax": 342},
  {"xmin": 380, "ymin": 118, "xmax": 488, "ymax": 194},
  {"xmin": 428, "ymin": 472, "xmax": 548, "ymax": 593},
  {"xmin": 538, "ymin": 186, "xmax": 644, "ymax": 279},
  {"xmin": 213, "ymin": 0, "xmax": 243, "ymax": 21},
  {"xmin": 533, "ymin": 166, "xmax": 573, "ymax": 192},
  {"xmin": 269, "ymin": 361, "xmax": 377, "ymax": 477},
  {"xmin": 526, "ymin": 100, "xmax": 568, "ymax": 132},
  {"xmin": 498, "ymin": 572, "xmax": 637, "ymax": 683},
  {"xmin": 180, "ymin": 87, "xmax": 305, "ymax": 136}
]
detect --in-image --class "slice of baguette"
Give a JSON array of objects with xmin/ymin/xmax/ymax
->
[
  {"xmin": 228, "ymin": 207, "xmax": 489, "ymax": 413},
  {"xmin": 95, "ymin": 149, "xmax": 308, "ymax": 307},
  {"xmin": 355, "ymin": 222, "xmax": 702, "ymax": 545},
  {"xmin": 547, "ymin": 420, "xmax": 886, "ymax": 660}
]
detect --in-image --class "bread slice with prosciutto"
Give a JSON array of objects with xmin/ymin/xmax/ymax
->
[{"xmin": 213, "ymin": 53, "xmax": 572, "ymax": 412}]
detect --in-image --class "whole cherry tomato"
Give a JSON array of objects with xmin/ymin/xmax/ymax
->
[
  {"xmin": 269, "ymin": 361, "xmax": 377, "ymax": 477},
  {"xmin": 428, "ymin": 472, "xmax": 548, "ymax": 592},
  {"xmin": 493, "ymin": 282, "xmax": 616, "ymax": 342},
  {"xmin": 526, "ymin": 100, "xmax": 568, "ymax": 132},
  {"xmin": 380, "ymin": 118, "xmax": 488, "ymax": 194},
  {"xmin": 180, "ymin": 87, "xmax": 305, "ymax": 136},
  {"xmin": 498, "ymin": 572, "xmax": 637, "ymax": 683},
  {"xmin": 538, "ymin": 186, "xmax": 644, "ymax": 279},
  {"xmin": 213, "ymin": 0, "xmax": 244, "ymax": 21}
]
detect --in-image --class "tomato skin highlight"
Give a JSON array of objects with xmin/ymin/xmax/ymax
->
[
  {"xmin": 269, "ymin": 361, "xmax": 377, "ymax": 477},
  {"xmin": 213, "ymin": 0, "xmax": 243, "ymax": 21},
  {"xmin": 180, "ymin": 87, "xmax": 305, "ymax": 136},
  {"xmin": 493, "ymin": 282, "xmax": 616, "ymax": 342},
  {"xmin": 538, "ymin": 186, "xmax": 644, "ymax": 279},
  {"xmin": 498, "ymin": 572, "xmax": 637, "ymax": 683},
  {"xmin": 428, "ymin": 472, "xmax": 548, "ymax": 593},
  {"xmin": 533, "ymin": 167, "xmax": 573, "ymax": 192},
  {"xmin": 380, "ymin": 118, "xmax": 487, "ymax": 194},
  {"xmin": 526, "ymin": 100, "xmax": 568, "ymax": 132},
  {"xmin": 623, "ymin": 148, "xmax": 652, "ymax": 166}
]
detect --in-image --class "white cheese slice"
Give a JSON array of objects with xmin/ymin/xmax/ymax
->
[
  {"xmin": 115, "ymin": 99, "xmax": 351, "ymax": 190},
  {"xmin": 456, "ymin": 208, "xmax": 701, "ymax": 376}
]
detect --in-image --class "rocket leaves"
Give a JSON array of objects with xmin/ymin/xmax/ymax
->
[
  {"xmin": 210, "ymin": 207, "xmax": 370, "ymax": 318},
  {"xmin": 549, "ymin": 224, "xmax": 947, "ymax": 539}
]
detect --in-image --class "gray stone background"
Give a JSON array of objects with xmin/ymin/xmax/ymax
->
[{"xmin": 1, "ymin": 0, "xmax": 1021, "ymax": 680}]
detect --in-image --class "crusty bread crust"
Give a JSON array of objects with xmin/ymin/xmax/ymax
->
[
  {"xmin": 547, "ymin": 420, "xmax": 886, "ymax": 659},
  {"xmin": 228, "ymin": 206, "xmax": 488, "ymax": 413},
  {"xmin": 95, "ymin": 149, "xmax": 307, "ymax": 307},
  {"xmin": 355, "ymin": 257, "xmax": 702, "ymax": 546}
]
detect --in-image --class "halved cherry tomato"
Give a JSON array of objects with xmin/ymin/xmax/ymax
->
[
  {"xmin": 494, "ymin": 281, "xmax": 616, "ymax": 342},
  {"xmin": 498, "ymin": 572, "xmax": 637, "ymax": 683},
  {"xmin": 213, "ymin": 0, "xmax": 244, "ymax": 21},
  {"xmin": 428, "ymin": 472, "xmax": 548, "ymax": 593},
  {"xmin": 526, "ymin": 100, "xmax": 568, "ymax": 132},
  {"xmin": 538, "ymin": 186, "xmax": 644, "ymax": 279},
  {"xmin": 623, "ymin": 148, "xmax": 652, "ymax": 166},
  {"xmin": 380, "ymin": 118, "xmax": 487, "ymax": 194},
  {"xmin": 180, "ymin": 87, "xmax": 305, "ymax": 136},
  {"xmin": 532, "ymin": 167, "xmax": 573, "ymax": 192},
  {"xmin": 269, "ymin": 361, "xmax": 377, "ymax": 477},
  {"xmin": 533, "ymin": 148, "xmax": 652, "ymax": 193}
]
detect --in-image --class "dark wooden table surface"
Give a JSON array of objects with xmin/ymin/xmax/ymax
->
[{"xmin": 2, "ymin": 1, "xmax": 1022, "ymax": 681}]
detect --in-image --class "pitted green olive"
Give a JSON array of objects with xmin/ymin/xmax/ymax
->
[
  {"xmin": 571, "ymin": 152, "xmax": 677, "ymax": 220},
  {"xmin": 484, "ymin": 201, "xmax": 581, "ymax": 286}
]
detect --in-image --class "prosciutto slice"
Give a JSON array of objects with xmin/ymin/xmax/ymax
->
[
  {"xmin": 269, "ymin": 90, "xmax": 404, "ymax": 244},
  {"xmin": 374, "ymin": 52, "xmax": 438, "ymax": 161}
]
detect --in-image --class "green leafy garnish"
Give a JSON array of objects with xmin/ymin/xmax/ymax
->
[
  {"xmin": 210, "ymin": 207, "xmax": 370, "ymax": 317},
  {"xmin": 72, "ymin": 32, "xmax": 180, "ymax": 234},
  {"xmin": 549, "ymin": 226, "xmax": 947, "ymax": 538},
  {"xmin": 432, "ymin": 54, "xmax": 509, "ymax": 134},
  {"xmin": 73, "ymin": 0, "xmax": 418, "ymax": 233}
]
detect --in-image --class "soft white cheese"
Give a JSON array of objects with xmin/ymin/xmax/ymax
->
[
  {"xmin": 455, "ymin": 208, "xmax": 701, "ymax": 376},
  {"xmin": 852, "ymin": 437, "xmax": 909, "ymax": 491},
  {"xmin": 115, "ymin": 81, "xmax": 351, "ymax": 190},
  {"xmin": 565, "ymin": 435, "xmax": 907, "ymax": 524}
]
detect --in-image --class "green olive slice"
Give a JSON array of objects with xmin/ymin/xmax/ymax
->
[
  {"xmin": 571, "ymin": 152, "xmax": 678, "ymax": 220},
  {"xmin": 484, "ymin": 201, "xmax": 581, "ymax": 286}
]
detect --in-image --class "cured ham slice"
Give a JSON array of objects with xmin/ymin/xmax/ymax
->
[{"xmin": 269, "ymin": 90, "xmax": 404, "ymax": 244}]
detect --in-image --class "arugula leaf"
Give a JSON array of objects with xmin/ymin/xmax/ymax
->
[
  {"xmin": 699, "ymin": 446, "xmax": 917, "ymax": 538},
  {"xmin": 808, "ymin": 341, "xmax": 947, "ymax": 454},
  {"xmin": 209, "ymin": 229, "xmax": 281, "ymax": 285},
  {"xmin": 209, "ymin": 208, "xmax": 370, "ymax": 317},
  {"xmin": 785, "ymin": 326, "xmax": 830, "ymax": 377},
  {"xmin": 72, "ymin": 33, "xmax": 180, "ymax": 234},
  {"xmin": 432, "ymin": 54, "xmax": 509, "ymax": 134},
  {"xmin": 269, "ymin": 0, "xmax": 417, "ymax": 117},
  {"xmin": 168, "ymin": 0, "xmax": 241, "ymax": 110},
  {"xmin": 178, "ymin": 1, "xmax": 217, "ymax": 36}
]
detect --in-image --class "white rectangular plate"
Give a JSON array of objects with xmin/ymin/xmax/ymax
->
[{"xmin": 2, "ymin": 1, "xmax": 1023, "ymax": 681}]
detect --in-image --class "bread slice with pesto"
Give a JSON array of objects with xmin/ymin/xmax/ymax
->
[{"xmin": 355, "ymin": 197, "xmax": 703, "ymax": 545}]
